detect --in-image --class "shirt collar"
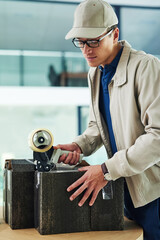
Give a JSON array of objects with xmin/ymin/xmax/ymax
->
[{"xmin": 99, "ymin": 47, "xmax": 123, "ymax": 73}]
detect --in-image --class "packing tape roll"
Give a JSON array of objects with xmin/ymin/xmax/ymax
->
[{"xmin": 28, "ymin": 128, "xmax": 54, "ymax": 153}]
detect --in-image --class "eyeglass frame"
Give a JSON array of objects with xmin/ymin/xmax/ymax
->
[{"xmin": 72, "ymin": 28, "xmax": 114, "ymax": 48}]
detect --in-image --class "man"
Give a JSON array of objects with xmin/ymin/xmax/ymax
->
[{"xmin": 57, "ymin": 0, "xmax": 160, "ymax": 239}]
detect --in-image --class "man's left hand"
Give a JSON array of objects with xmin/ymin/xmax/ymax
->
[{"xmin": 67, "ymin": 165, "xmax": 108, "ymax": 207}]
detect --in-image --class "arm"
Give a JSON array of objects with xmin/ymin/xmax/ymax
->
[
  {"xmin": 66, "ymin": 57, "xmax": 160, "ymax": 207},
  {"xmin": 57, "ymin": 69, "xmax": 107, "ymax": 206},
  {"xmin": 57, "ymin": 115, "xmax": 103, "ymax": 164},
  {"xmin": 58, "ymin": 80, "xmax": 103, "ymax": 164},
  {"xmin": 56, "ymin": 109, "xmax": 108, "ymax": 206},
  {"xmin": 73, "ymin": 68, "xmax": 103, "ymax": 156},
  {"xmin": 74, "ymin": 99, "xmax": 103, "ymax": 156},
  {"xmin": 106, "ymin": 57, "xmax": 160, "ymax": 180}
]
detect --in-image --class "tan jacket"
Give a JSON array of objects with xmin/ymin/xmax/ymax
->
[{"xmin": 75, "ymin": 41, "xmax": 160, "ymax": 208}]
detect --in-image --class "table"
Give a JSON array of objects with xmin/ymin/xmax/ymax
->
[{"xmin": 0, "ymin": 207, "xmax": 143, "ymax": 240}]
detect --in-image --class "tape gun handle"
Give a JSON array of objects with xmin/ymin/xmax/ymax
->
[
  {"xmin": 60, "ymin": 150, "xmax": 83, "ymax": 163},
  {"xmin": 52, "ymin": 148, "xmax": 83, "ymax": 164}
]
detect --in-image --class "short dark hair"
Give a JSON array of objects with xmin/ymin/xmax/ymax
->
[{"xmin": 110, "ymin": 24, "xmax": 118, "ymax": 31}]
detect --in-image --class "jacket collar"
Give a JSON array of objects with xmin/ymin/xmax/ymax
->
[
  {"xmin": 89, "ymin": 40, "xmax": 132, "ymax": 87},
  {"xmin": 113, "ymin": 40, "xmax": 132, "ymax": 87}
]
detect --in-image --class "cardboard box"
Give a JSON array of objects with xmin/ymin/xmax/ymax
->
[
  {"xmin": 3, "ymin": 160, "xmax": 124, "ymax": 234},
  {"xmin": 3, "ymin": 159, "xmax": 35, "ymax": 229},
  {"xmin": 35, "ymin": 170, "xmax": 124, "ymax": 235},
  {"xmin": 3, "ymin": 168, "xmax": 8, "ymax": 223}
]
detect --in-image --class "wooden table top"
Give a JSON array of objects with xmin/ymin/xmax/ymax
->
[{"xmin": 0, "ymin": 207, "xmax": 143, "ymax": 240}]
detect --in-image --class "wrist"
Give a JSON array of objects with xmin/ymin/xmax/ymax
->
[
  {"xmin": 101, "ymin": 162, "xmax": 109, "ymax": 174},
  {"xmin": 101, "ymin": 162, "xmax": 112, "ymax": 181},
  {"xmin": 72, "ymin": 142, "xmax": 82, "ymax": 154}
]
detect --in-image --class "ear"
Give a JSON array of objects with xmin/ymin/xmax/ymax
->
[{"xmin": 113, "ymin": 28, "xmax": 119, "ymax": 43}]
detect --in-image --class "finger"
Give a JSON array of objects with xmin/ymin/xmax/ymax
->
[
  {"xmin": 58, "ymin": 154, "xmax": 66, "ymax": 163},
  {"xmin": 70, "ymin": 151, "xmax": 79, "ymax": 165},
  {"xmin": 67, "ymin": 174, "xmax": 86, "ymax": 192},
  {"xmin": 69, "ymin": 151, "xmax": 77, "ymax": 165},
  {"xmin": 53, "ymin": 146, "xmax": 59, "ymax": 150},
  {"xmin": 63, "ymin": 152, "xmax": 73, "ymax": 164},
  {"xmin": 78, "ymin": 166, "xmax": 90, "ymax": 172},
  {"xmin": 89, "ymin": 188, "xmax": 100, "ymax": 206},
  {"xmin": 69, "ymin": 183, "xmax": 87, "ymax": 201},
  {"xmin": 54, "ymin": 144, "xmax": 71, "ymax": 151},
  {"xmin": 54, "ymin": 144, "xmax": 63, "ymax": 150},
  {"xmin": 59, "ymin": 144, "xmax": 74, "ymax": 151},
  {"xmin": 89, "ymin": 180, "xmax": 107, "ymax": 206},
  {"xmin": 78, "ymin": 187, "xmax": 93, "ymax": 207}
]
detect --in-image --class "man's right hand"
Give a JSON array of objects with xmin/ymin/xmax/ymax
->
[{"xmin": 54, "ymin": 143, "xmax": 82, "ymax": 165}]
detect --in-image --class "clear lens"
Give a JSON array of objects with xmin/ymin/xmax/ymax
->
[
  {"xmin": 72, "ymin": 39, "xmax": 99, "ymax": 48},
  {"xmin": 72, "ymin": 29, "xmax": 114, "ymax": 48},
  {"xmin": 73, "ymin": 39, "xmax": 84, "ymax": 48},
  {"xmin": 87, "ymin": 40, "xmax": 99, "ymax": 48}
]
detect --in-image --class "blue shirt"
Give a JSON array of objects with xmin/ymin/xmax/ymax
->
[{"xmin": 99, "ymin": 48, "xmax": 123, "ymax": 155}]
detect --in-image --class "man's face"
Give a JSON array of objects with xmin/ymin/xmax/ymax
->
[{"xmin": 79, "ymin": 29, "xmax": 119, "ymax": 68}]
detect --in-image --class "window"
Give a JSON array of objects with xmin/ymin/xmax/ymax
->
[{"xmin": 121, "ymin": 7, "xmax": 160, "ymax": 57}]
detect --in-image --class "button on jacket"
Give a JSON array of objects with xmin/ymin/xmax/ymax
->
[{"xmin": 74, "ymin": 40, "xmax": 160, "ymax": 208}]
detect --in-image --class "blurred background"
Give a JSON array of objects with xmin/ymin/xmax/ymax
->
[{"xmin": 0, "ymin": 0, "xmax": 160, "ymax": 205}]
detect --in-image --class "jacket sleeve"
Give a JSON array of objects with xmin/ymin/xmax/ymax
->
[
  {"xmin": 74, "ymin": 71, "xmax": 103, "ymax": 156},
  {"xmin": 105, "ymin": 56, "xmax": 160, "ymax": 180}
]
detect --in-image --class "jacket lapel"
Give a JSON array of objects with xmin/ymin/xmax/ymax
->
[
  {"xmin": 89, "ymin": 67, "xmax": 113, "ymax": 157},
  {"xmin": 113, "ymin": 40, "xmax": 131, "ymax": 87}
]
